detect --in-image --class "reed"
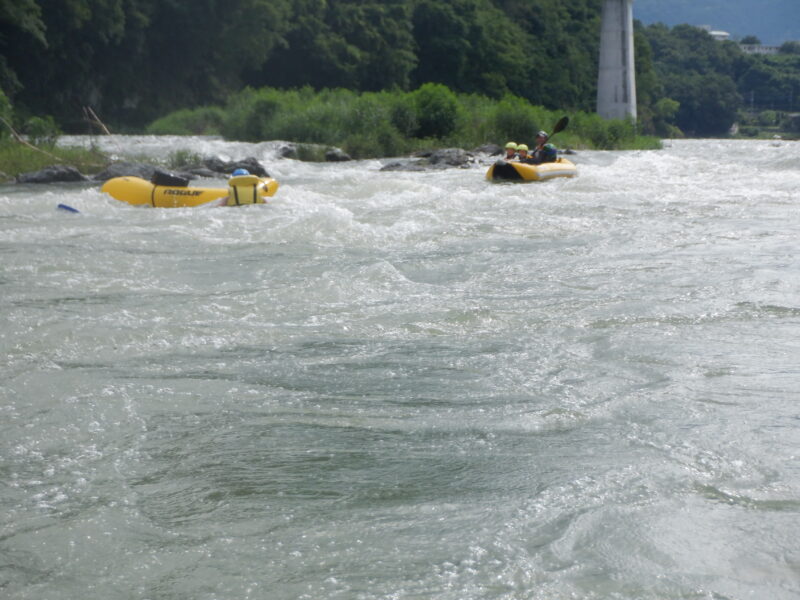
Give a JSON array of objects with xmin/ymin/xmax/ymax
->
[
  {"xmin": 149, "ymin": 85, "xmax": 663, "ymax": 158},
  {"xmin": 0, "ymin": 140, "xmax": 109, "ymax": 180}
]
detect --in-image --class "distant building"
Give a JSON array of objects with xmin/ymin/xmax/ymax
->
[
  {"xmin": 698, "ymin": 25, "xmax": 731, "ymax": 41},
  {"xmin": 739, "ymin": 44, "xmax": 780, "ymax": 55}
]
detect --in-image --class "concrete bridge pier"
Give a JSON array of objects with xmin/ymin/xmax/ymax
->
[{"xmin": 596, "ymin": 0, "xmax": 637, "ymax": 121}]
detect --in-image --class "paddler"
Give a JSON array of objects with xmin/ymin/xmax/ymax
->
[
  {"xmin": 213, "ymin": 168, "xmax": 268, "ymax": 207},
  {"xmin": 503, "ymin": 141, "xmax": 518, "ymax": 160},
  {"xmin": 530, "ymin": 130, "xmax": 558, "ymax": 164}
]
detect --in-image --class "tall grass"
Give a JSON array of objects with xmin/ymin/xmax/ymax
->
[
  {"xmin": 147, "ymin": 85, "xmax": 661, "ymax": 158},
  {"xmin": 146, "ymin": 106, "xmax": 226, "ymax": 135},
  {"xmin": 0, "ymin": 141, "xmax": 109, "ymax": 180}
]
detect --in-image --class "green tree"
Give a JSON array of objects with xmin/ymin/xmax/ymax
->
[
  {"xmin": 0, "ymin": 0, "xmax": 45, "ymax": 44},
  {"xmin": 780, "ymin": 41, "xmax": 800, "ymax": 55},
  {"xmin": 252, "ymin": 1, "xmax": 416, "ymax": 92},
  {"xmin": 639, "ymin": 22, "xmax": 750, "ymax": 136},
  {"xmin": 665, "ymin": 72, "xmax": 741, "ymax": 136},
  {"xmin": 411, "ymin": 82, "xmax": 461, "ymax": 139},
  {"xmin": 0, "ymin": 0, "xmax": 45, "ymax": 98}
]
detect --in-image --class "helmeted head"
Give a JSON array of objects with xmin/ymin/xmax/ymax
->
[
  {"xmin": 232, "ymin": 168, "xmax": 250, "ymax": 176},
  {"xmin": 505, "ymin": 141, "xmax": 517, "ymax": 150},
  {"xmin": 536, "ymin": 130, "xmax": 549, "ymax": 141},
  {"xmin": 517, "ymin": 144, "xmax": 529, "ymax": 154}
]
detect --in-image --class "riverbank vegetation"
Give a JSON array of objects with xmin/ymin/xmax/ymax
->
[
  {"xmin": 0, "ymin": 140, "xmax": 109, "ymax": 180},
  {"xmin": 0, "ymin": 91, "xmax": 108, "ymax": 178},
  {"xmin": 147, "ymin": 85, "xmax": 661, "ymax": 159}
]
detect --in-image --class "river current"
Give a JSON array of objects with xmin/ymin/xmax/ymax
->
[{"xmin": 2, "ymin": 137, "xmax": 799, "ymax": 599}]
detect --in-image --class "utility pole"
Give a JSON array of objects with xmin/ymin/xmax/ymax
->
[{"xmin": 596, "ymin": 0, "xmax": 637, "ymax": 121}]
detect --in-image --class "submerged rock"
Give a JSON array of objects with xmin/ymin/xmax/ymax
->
[
  {"xmin": 277, "ymin": 143, "xmax": 351, "ymax": 162},
  {"xmin": 380, "ymin": 147, "xmax": 476, "ymax": 172},
  {"xmin": 379, "ymin": 160, "xmax": 429, "ymax": 172}
]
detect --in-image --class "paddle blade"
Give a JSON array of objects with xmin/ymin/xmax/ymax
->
[{"xmin": 551, "ymin": 116, "xmax": 569, "ymax": 136}]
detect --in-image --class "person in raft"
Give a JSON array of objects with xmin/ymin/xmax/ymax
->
[
  {"xmin": 515, "ymin": 144, "xmax": 530, "ymax": 162},
  {"xmin": 529, "ymin": 130, "xmax": 558, "ymax": 164},
  {"xmin": 213, "ymin": 168, "xmax": 266, "ymax": 207},
  {"xmin": 504, "ymin": 141, "xmax": 518, "ymax": 160}
]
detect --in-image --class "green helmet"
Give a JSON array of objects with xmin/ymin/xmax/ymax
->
[
  {"xmin": 517, "ymin": 144, "xmax": 529, "ymax": 152},
  {"xmin": 505, "ymin": 141, "xmax": 517, "ymax": 149}
]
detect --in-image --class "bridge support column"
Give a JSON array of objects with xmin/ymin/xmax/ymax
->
[{"xmin": 597, "ymin": 0, "xmax": 637, "ymax": 121}]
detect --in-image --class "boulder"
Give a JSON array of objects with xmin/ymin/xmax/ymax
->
[
  {"xmin": 17, "ymin": 165, "xmax": 89, "ymax": 184},
  {"xmin": 427, "ymin": 148, "xmax": 473, "ymax": 167},
  {"xmin": 473, "ymin": 143, "xmax": 503, "ymax": 156},
  {"xmin": 277, "ymin": 144, "xmax": 298, "ymax": 159},
  {"xmin": 185, "ymin": 167, "xmax": 220, "ymax": 178},
  {"xmin": 92, "ymin": 161, "xmax": 157, "ymax": 182},
  {"xmin": 379, "ymin": 160, "xmax": 428, "ymax": 172},
  {"xmin": 381, "ymin": 148, "xmax": 476, "ymax": 172},
  {"xmin": 325, "ymin": 147, "xmax": 352, "ymax": 162},
  {"xmin": 203, "ymin": 156, "xmax": 269, "ymax": 177}
]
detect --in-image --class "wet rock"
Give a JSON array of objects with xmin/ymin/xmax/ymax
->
[
  {"xmin": 382, "ymin": 148, "xmax": 476, "ymax": 171},
  {"xmin": 17, "ymin": 165, "xmax": 89, "ymax": 184},
  {"xmin": 92, "ymin": 161, "xmax": 157, "ymax": 181},
  {"xmin": 277, "ymin": 144, "xmax": 298, "ymax": 159},
  {"xmin": 379, "ymin": 160, "xmax": 428, "ymax": 172},
  {"xmin": 473, "ymin": 143, "xmax": 503, "ymax": 156},
  {"xmin": 325, "ymin": 148, "xmax": 353, "ymax": 162},
  {"xmin": 185, "ymin": 167, "xmax": 220, "ymax": 178},
  {"xmin": 428, "ymin": 148, "xmax": 473, "ymax": 167},
  {"xmin": 325, "ymin": 147, "xmax": 352, "ymax": 162},
  {"xmin": 278, "ymin": 143, "xmax": 350, "ymax": 162},
  {"xmin": 203, "ymin": 156, "xmax": 269, "ymax": 177}
]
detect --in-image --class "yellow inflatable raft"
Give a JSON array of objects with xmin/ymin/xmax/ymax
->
[
  {"xmin": 486, "ymin": 157, "xmax": 577, "ymax": 182},
  {"xmin": 101, "ymin": 174, "xmax": 279, "ymax": 208}
]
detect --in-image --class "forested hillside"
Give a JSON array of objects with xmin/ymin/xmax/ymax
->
[
  {"xmin": 0, "ymin": 0, "xmax": 603, "ymax": 131},
  {"xmin": 1, "ymin": 0, "xmax": 799, "ymax": 139}
]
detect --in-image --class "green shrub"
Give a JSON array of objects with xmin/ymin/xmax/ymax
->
[
  {"xmin": 0, "ymin": 140, "xmax": 109, "ymax": 177},
  {"xmin": 146, "ymin": 106, "xmax": 225, "ymax": 135},
  {"xmin": 492, "ymin": 96, "xmax": 538, "ymax": 143},
  {"xmin": 24, "ymin": 115, "xmax": 60, "ymax": 147},
  {"xmin": 411, "ymin": 83, "xmax": 461, "ymax": 139},
  {"xmin": 166, "ymin": 149, "xmax": 202, "ymax": 169},
  {"xmin": 150, "ymin": 83, "xmax": 664, "ymax": 157},
  {"xmin": 344, "ymin": 122, "xmax": 407, "ymax": 159},
  {"xmin": 389, "ymin": 96, "xmax": 418, "ymax": 137},
  {"xmin": 782, "ymin": 113, "xmax": 800, "ymax": 133},
  {"xmin": 295, "ymin": 144, "xmax": 328, "ymax": 162},
  {"xmin": 757, "ymin": 110, "xmax": 778, "ymax": 126}
]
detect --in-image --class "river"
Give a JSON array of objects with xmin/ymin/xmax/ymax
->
[{"xmin": 2, "ymin": 137, "xmax": 799, "ymax": 599}]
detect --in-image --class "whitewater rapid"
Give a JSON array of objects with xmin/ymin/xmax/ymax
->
[{"xmin": 1, "ymin": 137, "xmax": 799, "ymax": 599}]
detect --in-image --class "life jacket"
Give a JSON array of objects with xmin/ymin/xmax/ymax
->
[
  {"xmin": 225, "ymin": 174, "xmax": 267, "ymax": 206},
  {"xmin": 533, "ymin": 143, "xmax": 558, "ymax": 163}
]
